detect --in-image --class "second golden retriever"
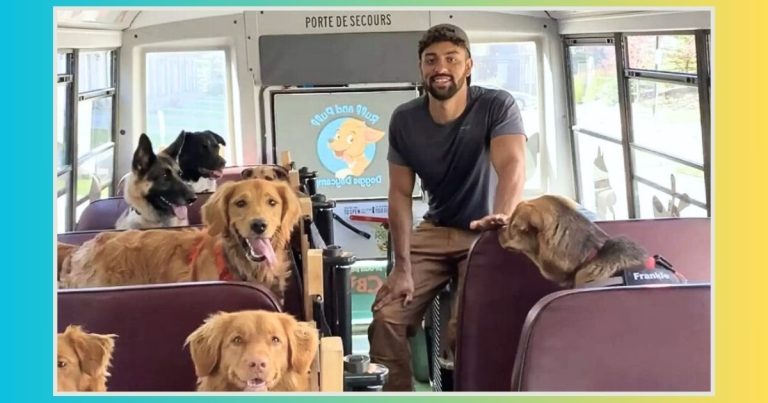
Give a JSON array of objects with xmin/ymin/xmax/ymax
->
[
  {"xmin": 57, "ymin": 325, "xmax": 117, "ymax": 392},
  {"xmin": 185, "ymin": 310, "xmax": 319, "ymax": 392},
  {"xmin": 498, "ymin": 195, "xmax": 650, "ymax": 287},
  {"xmin": 240, "ymin": 165, "xmax": 290, "ymax": 183},
  {"xmin": 59, "ymin": 179, "xmax": 301, "ymax": 299}
]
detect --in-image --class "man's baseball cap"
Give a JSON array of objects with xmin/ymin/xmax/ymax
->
[{"xmin": 418, "ymin": 23, "xmax": 471, "ymax": 58}]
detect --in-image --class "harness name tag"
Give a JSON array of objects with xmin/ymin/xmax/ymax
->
[{"xmin": 622, "ymin": 267, "xmax": 682, "ymax": 286}]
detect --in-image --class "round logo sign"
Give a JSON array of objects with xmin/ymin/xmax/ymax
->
[{"xmin": 316, "ymin": 117, "xmax": 384, "ymax": 178}]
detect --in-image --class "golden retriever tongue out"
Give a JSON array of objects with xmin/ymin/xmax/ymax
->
[
  {"xmin": 244, "ymin": 379, "xmax": 268, "ymax": 392},
  {"xmin": 246, "ymin": 237, "xmax": 277, "ymax": 269},
  {"xmin": 172, "ymin": 205, "xmax": 188, "ymax": 220}
]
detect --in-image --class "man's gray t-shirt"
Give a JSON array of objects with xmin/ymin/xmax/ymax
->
[{"xmin": 388, "ymin": 86, "xmax": 526, "ymax": 230}]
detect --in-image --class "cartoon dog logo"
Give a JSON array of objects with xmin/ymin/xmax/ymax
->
[{"xmin": 326, "ymin": 118, "xmax": 385, "ymax": 179}]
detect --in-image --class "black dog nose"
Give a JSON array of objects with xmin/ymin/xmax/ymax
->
[
  {"xmin": 187, "ymin": 195, "xmax": 198, "ymax": 204},
  {"xmin": 251, "ymin": 219, "xmax": 267, "ymax": 234}
]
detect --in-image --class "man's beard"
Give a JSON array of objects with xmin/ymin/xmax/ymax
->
[{"xmin": 424, "ymin": 74, "xmax": 465, "ymax": 101}]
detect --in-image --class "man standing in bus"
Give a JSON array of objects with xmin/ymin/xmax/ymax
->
[{"xmin": 368, "ymin": 23, "xmax": 527, "ymax": 391}]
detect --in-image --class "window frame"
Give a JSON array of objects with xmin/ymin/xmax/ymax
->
[
  {"xmin": 564, "ymin": 30, "xmax": 711, "ymax": 219},
  {"xmin": 57, "ymin": 48, "xmax": 119, "ymax": 232}
]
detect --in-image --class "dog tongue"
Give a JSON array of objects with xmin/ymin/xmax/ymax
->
[
  {"xmin": 247, "ymin": 238, "xmax": 277, "ymax": 268},
  {"xmin": 244, "ymin": 379, "xmax": 267, "ymax": 392},
  {"xmin": 172, "ymin": 205, "xmax": 188, "ymax": 220},
  {"xmin": 212, "ymin": 169, "xmax": 224, "ymax": 179}
]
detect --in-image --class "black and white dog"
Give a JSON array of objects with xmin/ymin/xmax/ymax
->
[{"xmin": 164, "ymin": 130, "xmax": 227, "ymax": 192}]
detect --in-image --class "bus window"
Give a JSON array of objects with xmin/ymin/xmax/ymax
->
[
  {"xmin": 472, "ymin": 41, "xmax": 542, "ymax": 189},
  {"xmin": 57, "ymin": 49, "xmax": 118, "ymax": 229},
  {"xmin": 145, "ymin": 50, "xmax": 230, "ymax": 154},
  {"xmin": 566, "ymin": 32, "xmax": 709, "ymax": 219}
]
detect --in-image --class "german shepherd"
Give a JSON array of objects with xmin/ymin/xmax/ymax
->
[
  {"xmin": 165, "ymin": 130, "xmax": 227, "ymax": 192},
  {"xmin": 115, "ymin": 134, "xmax": 197, "ymax": 230}
]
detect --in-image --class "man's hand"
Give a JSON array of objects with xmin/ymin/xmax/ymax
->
[
  {"xmin": 469, "ymin": 213, "xmax": 510, "ymax": 231},
  {"xmin": 373, "ymin": 267, "xmax": 415, "ymax": 311}
]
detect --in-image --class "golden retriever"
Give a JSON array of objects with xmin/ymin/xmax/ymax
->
[
  {"xmin": 185, "ymin": 310, "xmax": 319, "ymax": 392},
  {"xmin": 498, "ymin": 195, "xmax": 649, "ymax": 287},
  {"xmin": 58, "ymin": 179, "xmax": 301, "ymax": 299},
  {"xmin": 327, "ymin": 118, "xmax": 384, "ymax": 178},
  {"xmin": 57, "ymin": 325, "xmax": 117, "ymax": 392}
]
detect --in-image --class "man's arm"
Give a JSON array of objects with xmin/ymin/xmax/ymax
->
[
  {"xmin": 387, "ymin": 162, "xmax": 416, "ymax": 271},
  {"xmin": 491, "ymin": 134, "xmax": 526, "ymax": 215},
  {"xmin": 469, "ymin": 134, "xmax": 526, "ymax": 231},
  {"xmin": 373, "ymin": 162, "xmax": 416, "ymax": 310}
]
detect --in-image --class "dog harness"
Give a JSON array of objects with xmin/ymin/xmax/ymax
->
[
  {"xmin": 188, "ymin": 236, "xmax": 235, "ymax": 281},
  {"xmin": 577, "ymin": 254, "xmax": 687, "ymax": 288}
]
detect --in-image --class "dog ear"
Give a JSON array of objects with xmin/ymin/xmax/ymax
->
[
  {"xmin": 510, "ymin": 201, "xmax": 541, "ymax": 233},
  {"xmin": 185, "ymin": 312, "xmax": 228, "ymax": 378},
  {"xmin": 273, "ymin": 166, "xmax": 289, "ymax": 181},
  {"xmin": 202, "ymin": 181, "xmax": 237, "ymax": 236},
  {"xmin": 240, "ymin": 168, "xmax": 254, "ymax": 180},
  {"xmin": 163, "ymin": 131, "xmax": 187, "ymax": 160},
  {"xmin": 274, "ymin": 181, "xmax": 301, "ymax": 250},
  {"xmin": 364, "ymin": 126, "xmax": 385, "ymax": 143},
  {"xmin": 279, "ymin": 315, "xmax": 319, "ymax": 375},
  {"xmin": 67, "ymin": 325, "xmax": 116, "ymax": 377},
  {"xmin": 498, "ymin": 201, "xmax": 537, "ymax": 250},
  {"xmin": 133, "ymin": 134, "xmax": 157, "ymax": 177},
  {"xmin": 205, "ymin": 130, "xmax": 227, "ymax": 146}
]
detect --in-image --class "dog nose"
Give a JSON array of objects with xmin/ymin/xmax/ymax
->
[
  {"xmin": 248, "ymin": 358, "xmax": 267, "ymax": 369},
  {"xmin": 187, "ymin": 195, "xmax": 198, "ymax": 204},
  {"xmin": 251, "ymin": 219, "xmax": 267, "ymax": 234}
]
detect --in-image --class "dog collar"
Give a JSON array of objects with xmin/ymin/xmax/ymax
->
[
  {"xmin": 214, "ymin": 242, "xmax": 234, "ymax": 281},
  {"xmin": 574, "ymin": 243, "xmax": 603, "ymax": 275},
  {"xmin": 188, "ymin": 236, "xmax": 237, "ymax": 281},
  {"xmin": 576, "ymin": 255, "xmax": 686, "ymax": 288}
]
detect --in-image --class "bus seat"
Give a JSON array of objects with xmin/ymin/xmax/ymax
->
[
  {"xmin": 57, "ymin": 282, "xmax": 281, "ymax": 391},
  {"xmin": 58, "ymin": 226, "xmax": 308, "ymax": 322},
  {"xmin": 217, "ymin": 165, "xmax": 251, "ymax": 183},
  {"xmin": 511, "ymin": 284, "xmax": 710, "ymax": 391},
  {"xmin": 74, "ymin": 197, "xmax": 130, "ymax": 231},
  {"xmin": 454, "ymin": 217, "xmax": 711, "ymax": 391},
  {"xmin": 74, "ymin": 193, "xmax": 213, "ymax": 231},
  {"xmin": 454, "ymin": 232, "xmax": 563, "ymax": 391},
  {"xmin": 58, "ymin": 228, "xmax": 119, "ymax": 246},
  {"xmin": 215, "ymin": 164, "xmax": 294, "ymax": 185},
  {"xmin": 597, "ymin": 217, "xmax": 710, "ymax": 282},
  {"xmin": 78, "ymin": 164, "xmax": 301, "ymax": 231}
]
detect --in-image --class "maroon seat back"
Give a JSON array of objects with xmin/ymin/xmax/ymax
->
[
  {"xmin": 597, "ymin": 218, "xmax": 710, "ymax": 282},
  {"xmin": 74, "ymin": 194, "xmax": 213, "ymax": 231},
  {"xmin": 454, "ymin": 217, "xmax": 711, "ymax": 391},
  {"xmin": 511, "ymin": 284, "xmax": 710, "ymax": 391},
  {"xmin": 454, "ymin": 232, "xmax": 563, "ymax": 391},
  {"xmin": 57, "ymin": 282, "xmax": 281, "ymax": 391},
  {"xmin": 74, "ymin": 197, "xmax": 130, "ymax": 231},
  {"xmin": 185, "ymin": 192, "xmax": 212, "ymax": 226},
  {"xmin": 58, "ymin": 229, "xmax": 114, "ymax": 246}
]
